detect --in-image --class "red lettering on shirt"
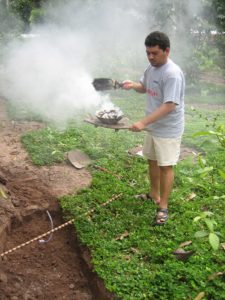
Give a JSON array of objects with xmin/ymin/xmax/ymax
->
[{"xmin": 146, "ymin": 88, "xmax": 158, "ymax": 97}]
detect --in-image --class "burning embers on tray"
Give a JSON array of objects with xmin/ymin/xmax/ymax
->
[{"xmin": 95, "ymin": 107, "xmax": 124, "ymax": 125}]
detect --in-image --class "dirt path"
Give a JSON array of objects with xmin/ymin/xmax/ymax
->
[{"xmin": 0, "ymin": 98, "xmax": 113, "ymax": 300}]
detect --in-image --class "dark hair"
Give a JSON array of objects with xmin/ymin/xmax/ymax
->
[{"xmin": 145, "ymin": 31, "xmax": 170, "ymax": 51}]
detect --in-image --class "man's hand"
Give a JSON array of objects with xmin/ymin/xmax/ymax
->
[
  {"xmin": 129, "ymin": 121, "xmax": 146, "ymax": 132},
  {"xmin": 122, "ymin": 80, "xmax": 134, "ymax": 90},
  {"xmin": 122, "ymin": 80, "xmax": 146, "ymax": 93}
]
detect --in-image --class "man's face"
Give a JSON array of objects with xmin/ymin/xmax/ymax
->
[{"xmin": 146, "ymin": 45, "xmax": 170, "ymax": 67}]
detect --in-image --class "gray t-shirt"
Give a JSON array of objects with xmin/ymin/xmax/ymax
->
[{"xmin": 140, "ymin": 58, "xmax": 185, "ymax": 138}]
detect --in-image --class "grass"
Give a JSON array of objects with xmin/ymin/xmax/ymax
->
[{"xmin": 8, "ymin": 86, "xmax": 225, "ymax": 299}]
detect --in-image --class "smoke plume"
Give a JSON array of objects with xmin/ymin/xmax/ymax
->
[{"xmin": 0, "ymin": 0, "xmax": 212, "ymax": 126}]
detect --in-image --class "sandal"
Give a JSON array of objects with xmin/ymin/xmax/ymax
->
[
  {"xmin": 154, "ymin": 208, "xmax": 168, "ymax": 226},
  {"xmin": 135, "ymin": 193, "xmax": 160, "ymax": 205}
]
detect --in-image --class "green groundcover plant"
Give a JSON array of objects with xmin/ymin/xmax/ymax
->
[{"xmin": 19, "ymin": 90, "xmax": 225, "ymax": 299}]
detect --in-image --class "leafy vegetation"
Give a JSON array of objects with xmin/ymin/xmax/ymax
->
[
  {"xmin": 194, "ymin": 211, "xmax": 221, "ymax": 250},
  {"xmin": 9, "ymin": 0, "xmax": 45, "ymax": 27},
  {"xmin": 1, "ymin": 0, "xmax": 225, "ymax": 298},
  {"xmin": 18, "ymin": 88, "xmax": 225, "ymax": 299}
]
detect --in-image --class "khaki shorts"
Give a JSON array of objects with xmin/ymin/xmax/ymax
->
[{"xmin": 143, "ymin": 132, "xmax": 182, "ymax": 166}]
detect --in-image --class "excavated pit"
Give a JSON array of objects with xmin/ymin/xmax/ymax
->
[{"xmin": 0, "ymin": 208, "xmax": 114, "ymax": 300}]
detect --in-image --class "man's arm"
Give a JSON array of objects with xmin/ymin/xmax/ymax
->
[
  {"xmin": 130, "ymin": 102, "xmax": 176, "ymax": 132},
  {"xmin": 122, "ymin": 80, "xmax": 146, "ymax": 93}
]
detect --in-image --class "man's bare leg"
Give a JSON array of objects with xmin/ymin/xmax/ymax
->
[
  {"xmin": 148, "ymin": 160, "xmax": 160, "ymax": 204},
  {"xmin": 159, "ymin": 165, "xmax": 174, "ymax": 209}
]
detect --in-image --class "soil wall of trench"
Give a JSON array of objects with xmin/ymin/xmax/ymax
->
[{"xmin": 0, "ymin": 98, "xmax": 115, "ymax": 300}]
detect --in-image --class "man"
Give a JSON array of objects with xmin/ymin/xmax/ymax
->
[{"xmin": 123, "ymin": 31, "xmax": 185, "ymax": 225}]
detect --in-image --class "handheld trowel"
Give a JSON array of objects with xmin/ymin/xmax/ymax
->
[{"xmin": 92, "ymin": 78, "xmax": 124, "ymax": 91}]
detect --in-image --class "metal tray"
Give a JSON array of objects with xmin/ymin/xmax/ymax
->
[
  {"xmin": 96, "ymin": 115, "xmax": 123, "ymax": 125},
  {"xmin": 84, "ymin": 115, "xmax": 130, "ymax": 130}
]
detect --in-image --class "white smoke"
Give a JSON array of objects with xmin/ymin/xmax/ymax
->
[
  {"xmin": 3, "ymin": 29, "xmax": 104, "ymax": 123},
  {"xmin": 1, "ymin": 0, "xmax": 150, "ymax": 126},
  {"xmin": 0, "ymin": 0, "xmax": 212, "ymax": 126}
]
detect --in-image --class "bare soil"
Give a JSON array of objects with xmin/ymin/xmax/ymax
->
[
  {"xmin": 199, "ymin": 71, "xmax": 225, "ymax": 86},
  {"xmin": 0, "ymin": 98, "xmax": 114, "ymax": 300}
]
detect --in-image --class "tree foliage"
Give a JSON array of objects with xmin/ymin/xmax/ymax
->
[
  {"xmin": 212, "ymin": 0, "xmax": 225, "ymax": 30},
  {"xmin": 148, "ymin": 0, "xmax": 225, "ymax": 77},
  {"xmin": 9, "ymin": 0, "xmax": 44, "ymax": 28},
  {"xmin": 1, "ymin": 0, "xmax": 225, "ymax": 73}
]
